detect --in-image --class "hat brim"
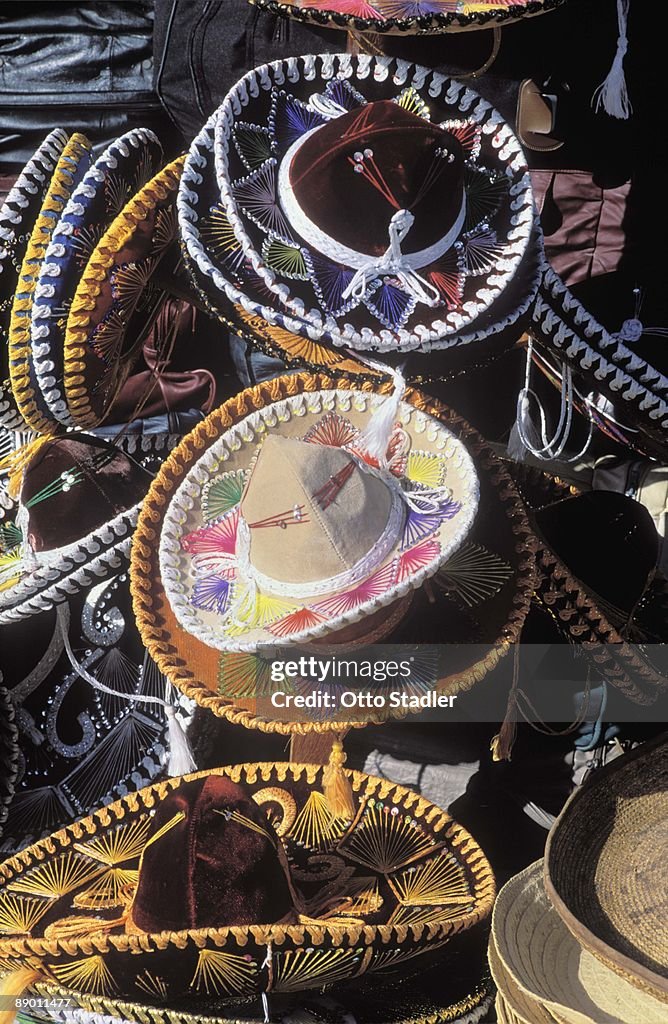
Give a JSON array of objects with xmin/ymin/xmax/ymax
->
[
  {"xmin": 180, "ymin": 54, "xmax": 533, "ymax": 353},
  {"xmin": 158, "ymin": 387, "xmax": 479, "ymax": 652},
  {"xmin": 31, "ymin": 128, "xmax": 164, "ymax": 429},
  {"xmin": 63, "ymin": 156, "xmax": 184, "ymax": 429},
  {"xmin": 491, "ymin": 860, "xmax": 668, "ymax": 1024},
  {"xmin": 532, "ymin": 267, "xmax": 668, "ymax": 461},
  {"xmin": 0, "ymin": 763, "xmax": 495, "ymax": 1004},
  {"xmin": 246, "ymin": 0, "xmax": 568, "ymax": 35},
  {"xmin": 8, "ymin": 134, "xmax": 93, "ymax": 435},
  {"xmin": 28, "ymin": 930, "xmax": 493, "ymax": 1024},
  {"xmin": 0, "ymin": 128, "xmax": 70, "ymax": 428},
  {"xmin": 130, "ymin": 371, "xmax": 536, "ymax": 734},
  {"xmin": 544, "ymin": 736, "xmax": 668, "ymax": 1005}
]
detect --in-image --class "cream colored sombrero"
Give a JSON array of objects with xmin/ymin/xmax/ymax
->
[{"xmin": 157, "ymin": 375, "xmax": 479, "ymax": 653}]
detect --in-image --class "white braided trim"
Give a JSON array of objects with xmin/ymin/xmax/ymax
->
[
  {"xmin": 31, "ymin": 128, "xmax": 162, "ymax": 428},
  {"xmin": 195, "ymin": 54, "xmax": 534, "ymax": 353},
  {"xmin": 540, "ymin": 262, "xmax": 668, "ymax": 397},
  {"xmin": 158, "ymin": 389, "xmax": 479, "ymax": 653},
  {"xmin": 0, "ymin": 504, "xmax": 140, "ymax": 623},
  {"xmin": 532, "ymin": 263, "xmax": 668, "ymax": 431}
]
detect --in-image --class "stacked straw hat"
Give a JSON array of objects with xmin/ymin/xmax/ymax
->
[{"xmin": 490, "ymin": 735, "xmax": 668, "ymax": 1023}]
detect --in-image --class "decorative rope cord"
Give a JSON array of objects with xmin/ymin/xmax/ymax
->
[{"xmin": 56, "ymin": 603, "xmax": 196, "ymax": 776}]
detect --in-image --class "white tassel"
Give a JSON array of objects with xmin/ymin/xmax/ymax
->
[
  {"xmin": 352, "ymin": 354, "xmax": 406, "ymax": 465},
  {"xmin": 165, "ymin": 704, "xmax": 196, "ymax": 776},
  {"xmin": 507, "ymin": 393, "xmax": 541, "ymax": 462},
  {"xmin": 592, "ymin": 0, "xmax": 632, "ymax": 120}
]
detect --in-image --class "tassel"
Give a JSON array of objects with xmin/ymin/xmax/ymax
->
[
  {"xmin": 592, "ymin": 0, "xmax": 632, "ymax": 120},
  {"xmin": 0, "ymin": 435, "xmax": 52, "ymax": 499},
  {"xmin": 507, "ymin": 393, "xmax": 541, "ymax": 463},
  {"xmin": 490, "ymin": 645, "xmax": 521, "ymax": 762},
  {"xmin": 322, "ymin": 739, "xmax": 356, "ymax": 819},
  {"xmin": 0, "ymin": 967, "xmax": 42, "ymax": 1024},
  {"xmin": 353, "ymin": 356, "xmax": 406, "ymax": 466},
  {"xmin": 165, "ymin": 705, "xmax": 196, "ymax": 776}
]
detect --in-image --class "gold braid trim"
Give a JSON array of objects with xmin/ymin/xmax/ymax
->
[
  {"xmin": 129, "ymin": 372, "xmax": 537, "ymax": 736},
  {"xmin": 8, "ymin": 134, "xmax": 91, "ymax": 435},
  {"xmin": 0, "ymin": 764, "xmax": 496, "ymax": 967},
  {"xmin": 63, "ymin": 155, "xmax": 185, "ymax": 428}
]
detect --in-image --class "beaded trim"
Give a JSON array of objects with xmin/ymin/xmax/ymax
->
[
  {"xmin": 158, "ymin": 389, "xmax": 479, "ymax": 652},
  {"xmin": 31, "ymin": 129, "xmax": 163, "ymax": 428},
  {"xmin": 179, "ymin": 53, "xmax": 533, "ymax": 354}
]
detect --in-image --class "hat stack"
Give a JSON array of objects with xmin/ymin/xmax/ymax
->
[{"xmin": 490, "ymin": 735, "xmax": 668, "ymax": 1023}]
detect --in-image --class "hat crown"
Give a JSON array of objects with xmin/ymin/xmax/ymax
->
[
  {"xmin": 286, "ymin": 99, "xmax": 465, "ymax": 261},
  {"xmin": 240, "ymin": 434, "xmax": 398, "ymax": 587}
]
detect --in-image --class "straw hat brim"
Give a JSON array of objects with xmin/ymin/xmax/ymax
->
[
  {"xmin": 491, "ymin": 860, "xmax": 668, "ymax": 1024},
  {"xmin": 545, "ymin": 736, "xmax": 668, "ymax": 1005}
]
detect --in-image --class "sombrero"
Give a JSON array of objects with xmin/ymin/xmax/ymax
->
[
  {"xmin": 245, "ymin": 0, "xmax": 568, "ymax": 35},
  {"xmin": 530, "ymin": 265, "xmax": 668, "ymax": 462},
  {"xmin": 16, "ymin": 927, "xmax": 493, "ymax": 1024},
  {"xmin": 180, "ymin": 53, "xmax": 534, "ymax": 354},
  {"xmin": 545, "ymin": 735, "xmax": 668, "ymax": 1005},
  {"xmin": 30, "ymin": 129, "xmax": 164, "ymax": 428},
  {"xmin": 62, "ymin": 156, "xmax": 185, "ymax": 429},
  {"xmin": 156, "ymin": 375, "xmax": 479, "ymax": 654},
  {"xmin": 180, "ymin": 104, "xmax": 541, "ymax": 376},
  {"xmin": 130, "ymin": 371, "xmax": 536, "ymax": 735},
  {"xmin": 0, "ymin": 129, "xmax": 70, "ymax": 430},
  {"xmin": 0, "ymin": 686, "xmax": 19, "ymax": 843},
  {"xmin": 8, "ymin": 134, "xmax": 94, "ymax": 435},
  {"xmin": 0, "ymin": 763, "xmax": 495, "ymax": 1004},
  {"xmin": 0, "ymin": 435, "xmax": 151, "ymax": 625},
  {"xmin": 489, "ymin": 860, "xmax": 667, "ymax": 1024}
]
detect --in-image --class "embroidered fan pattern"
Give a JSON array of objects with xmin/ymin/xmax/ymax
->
[
  {"xmin": 177, "ymin": 406, "xmax": 462, "ymax": 644},
  {"xmin": 223, "ymin": 74, "xmax": 513, "ymax": 336},
  {"xmin": 338, "ymin": 799, "xmax": 439, "ymax": 872}
]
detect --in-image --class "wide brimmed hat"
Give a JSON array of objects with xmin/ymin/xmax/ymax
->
[
  {"xmin": 0, "ymin": 129, "xmax": 70, "ymax": 430},
  {"xmin": 21, "ymin": 928, "xmax": 492, "ymax": 1024},
  {"xmin": 155, "ymin": 378, "xmax": 479, "ymax": 653},
  {"xmin": 490, "ymin": 860, "xmax": 667, "ymax": 1024},
  {"xmin": 545, "ymin": 735, "xmax": 668, "ymax": 1005},
  {"xmin": 180, "ymin": 54, "xmax": 533, "ymax": 354},
  {"xmin": 62, "ymin": 156, "xmax": 184, "ymax": 429},
  {"xmin": 130, "ymin": 371, "xmax": 536, "ymax": 735},
  {"xmin": 0, "ymin": 763, "xmax": 494, "ymax": 1004},
  {"xmin": 531, "ymin": 266, "xmax": 668, "ymax": 462},
  {"xmin": 8, "ymin": 134, "xmax": 93, "ymax": 434},
  {"xmin": 0, "ymin": 435, "xmax": 151, "ymax": 624},
  {"xmin": 30, "ymin": 129, "xmax": 164, "ymax": 428},
  {"xmin": 245, "ymin": 0, "xmax": 568, "ymax": 35}
]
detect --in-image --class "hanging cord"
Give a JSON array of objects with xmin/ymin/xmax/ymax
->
[
  {"xmin": 592, "ymin": 0, "xmax": 632, "ymax": 119},
  {"xmin": 261, "ymin": 942, "xmax": 273, "ymax": 1024},
  {"xmin": 56, "ymin": 603, "xmax": 196, "ymax": 776},
  {"xmin": 508, "ymin": 335, "xmax": 594, "ymax": 463}
]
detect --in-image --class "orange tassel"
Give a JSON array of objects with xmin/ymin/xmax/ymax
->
[{"xmin": 322, "ymin": 739, "xmax": 356, "ymax": 819}]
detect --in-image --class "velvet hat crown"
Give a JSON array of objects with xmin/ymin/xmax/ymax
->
[{"xmin": 130, "ymin": 775, "xmax": 296, "ymax": 933}]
